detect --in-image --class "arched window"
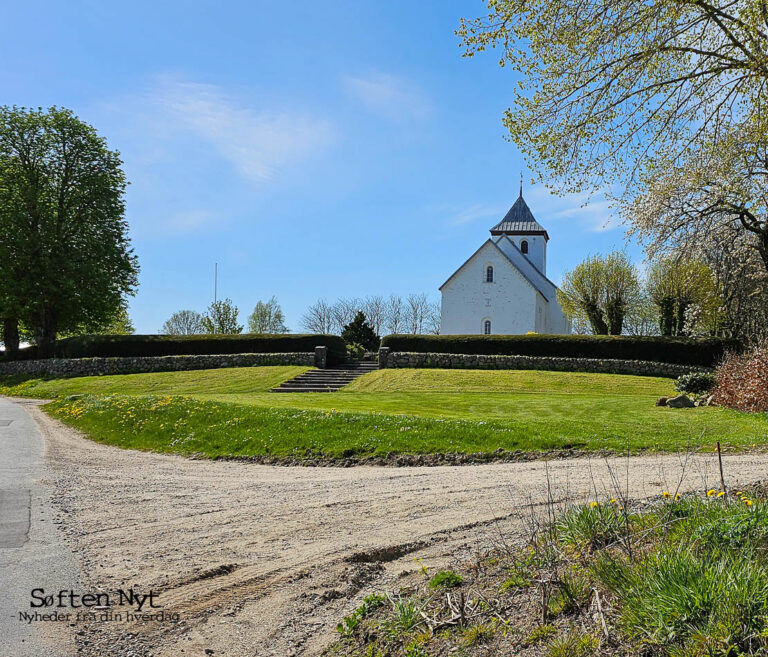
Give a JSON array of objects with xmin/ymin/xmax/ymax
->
[
  {"xmin": 483, "ymin": 320, "xmax": 491, "ymax": 335},
  {"xmin": 521, "ymin": 240, "xmax": 529, "ymax": 254},
  {"xmin": 485, "ymin": 265, "xmax": 494, "ymax": 283}
]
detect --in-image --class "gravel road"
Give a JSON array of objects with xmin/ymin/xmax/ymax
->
[{"xmin": 15, "ymin": 398, "xmax": 768, "ymax": 657}]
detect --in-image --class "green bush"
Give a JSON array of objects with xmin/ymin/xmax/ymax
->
[
  {"xmin": 380, "ymin": 334, "xmax": 738, "ymax": 367},
  {"xmin": 675, "ymin": 371, "xmax": 717, "ymax": 394},
  {"xmin": 346, "ymin": 342, "xmax": 366, "ymax": 361},
  {"xmin": 7, "ymin": 333, "xmax": 347, "ymax": 365}
]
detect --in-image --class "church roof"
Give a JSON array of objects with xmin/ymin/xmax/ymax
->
[{"xmin": 489, "ymin": 193, "xmax": 549, "ymax": 240}]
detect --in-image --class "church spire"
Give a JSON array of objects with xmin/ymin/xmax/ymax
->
[{"xmin": 519, "ymin": 171, "xmax": 523, "ymax": 198}]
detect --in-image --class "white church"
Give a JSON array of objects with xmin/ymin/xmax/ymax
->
[{"xmin": 439, "ymin": 190, "xmax": 571, "ymax": 335}]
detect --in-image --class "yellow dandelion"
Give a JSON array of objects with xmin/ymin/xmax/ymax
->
[
  {"xmin": 707, "ymin": 489, "xmax": 716, "ymax": 497},
  {"xmin": 675, "ymin": 494, "xmax": 681, "ymax": 500},
  {"xmin": 744, "ymin": 499, "xmax": 754, "ymax": 506},
  {"xmin": 716, "ymin": 491, "xmax": 725, "ymax": 498},
  {"xmin": 590, "ymin": 501, "xmax": 599, "ymax": 508},
  {"xmin": 662, "ymin": 492, "xmax": 671, "ymax": 498},
  {"xmin": 609, "ymin": 498, "xmax": 617, "ymax": 504}
]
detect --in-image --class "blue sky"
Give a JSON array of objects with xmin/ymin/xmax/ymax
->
[{"xmin": 3, "ymin": 0, "xmax": 640, "ymax": 333}]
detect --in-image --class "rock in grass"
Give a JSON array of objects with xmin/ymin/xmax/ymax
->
[{"xmin": 667, "ymin": 394, "xmax": 695, "ymax": 408}]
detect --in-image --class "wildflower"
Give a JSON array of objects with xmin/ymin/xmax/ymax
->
[
  {"xmin": 609, "ymin": 498, "xmax": 617, "ymax": 504},
  {"xmin": 590, "ymin": 501, "xmax": 599, "ymax": 508},
  {"xmin": 744, "ymin": 499, "xmax": 754, "ymax": 506},
  {"xmin": 675, "ymin": 494, "xmax": 681, "ymax": 500},
  {"xmin": 662, "ymin": 492, "xmax": 671, "ymax": 498},
  {"xmin": 706, "ymin": 489, "xmax": 716, "ymax": 497},
  {"xmin": 716, "ymin": 491, "xmax": 725, "ymax": 498}
]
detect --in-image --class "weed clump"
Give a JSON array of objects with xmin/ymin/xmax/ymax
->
[{"xmin": 428, "ymin": 570, "xmax": 463, "ymax": 589}]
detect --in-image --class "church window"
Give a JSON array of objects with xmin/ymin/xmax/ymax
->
[
  {"xmin": 485, "ymin": 266, "xmax": 494, "ymax": 283},
  {"xmin": 521, "ymin": 240, "xmax": 529, "ymax": 254},
  {"xmin": 483, "ymin": 320, "xmax": 491, "ymax": 335}
]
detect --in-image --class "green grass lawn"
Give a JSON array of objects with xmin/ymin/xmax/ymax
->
[
  {"xmin": 3, "ymin": 366, "xmax": 768, "ymax": 459},
  {"xmin": 0, "ymin": 365, "xmax": 310, "ymax": 397}
]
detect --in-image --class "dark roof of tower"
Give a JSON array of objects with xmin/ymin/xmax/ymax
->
[{"xmin": 489, "ymin": 193, "xmax": 549, "ymax": 240}]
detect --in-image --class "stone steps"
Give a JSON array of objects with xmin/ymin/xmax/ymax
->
[{"xmin": 270, "ymin": 362, "xmax": 379, "ymax": 393}]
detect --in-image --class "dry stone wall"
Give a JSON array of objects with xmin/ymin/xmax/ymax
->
[
  {"xmin": 0, "ymin": 352, "xmax": 315, "ymax": 378},
  {"xmin": 380, "ymin": 350, "xmax": 706, "ymax": 378}
]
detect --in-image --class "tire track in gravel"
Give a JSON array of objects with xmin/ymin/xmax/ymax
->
[{"xmin": 16, "ymin": 398, "xmax": 768, "ymax": 657}]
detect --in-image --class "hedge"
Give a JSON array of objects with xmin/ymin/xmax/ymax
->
[
  {"xmin": 4, "ymin": 333, "xmax": 347, "ymax": 365},
  {"xmin": 379, "ymin": 334, "xmax": 741, "ymax": 367}
]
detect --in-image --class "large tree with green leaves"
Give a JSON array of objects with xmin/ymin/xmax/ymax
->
[
  {"xmin": 459, "ymin": 1, "xmax": 768, "ymax": 192},
  {"xmin": 201, "ymin": 299, "xmax": 243, "ymax": 335},
  {"xmin": 558, "ymin": 252, "xmax": 640, "ymax": 335},
  {"xmin": 459, "ymin": 1, "xmax": 768, "ymax": 285},
  {"xmin": 0, "ymin": 106, "xmax": 138, "ymax": 356},
  {"xmin": 646, "ymin": 257, "xmax": 721, "ymax": 336},
  {"xmin": 248, "ymin": 296, "xmax": 289, "ymax": 334}
]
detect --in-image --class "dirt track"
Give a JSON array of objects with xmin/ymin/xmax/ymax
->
[{"xmin": 20, "ymin": 398, "xmax": 768, "ymax": 657}]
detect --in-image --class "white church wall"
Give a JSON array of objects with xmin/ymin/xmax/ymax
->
[
  {"xmin": 546, "ymin": 296, "xmax": 571, "ymax": 334},
  {"xmin": 440, "ymin": 242, "xmax": 539, "ymax": 335}
]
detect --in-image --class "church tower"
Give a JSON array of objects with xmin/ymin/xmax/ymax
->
[{"xmin": 488, "ymin": 189, "xmax": 548, "ymax": 275}]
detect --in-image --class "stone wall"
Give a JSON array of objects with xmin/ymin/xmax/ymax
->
[
  {"xmin": 381, "ymin": 350, "xmax": 707, "ymax": 378},
  {"xmin": 0, "ymin": 352, "xmax": 316, "ymax": 378}
]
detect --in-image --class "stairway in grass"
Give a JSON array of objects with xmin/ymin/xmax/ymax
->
[{"xmin": 269, "ymin": 361, "xmax": 379, "ymax": 393}]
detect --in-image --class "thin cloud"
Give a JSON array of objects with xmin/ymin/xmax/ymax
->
[
  {"xmin": 153, "ymin": 79, "xmax": 335, "ymax": 182},
  {"xmin": 525, "ymin": 187, "xmax": 620, "ymax": 233},
  {"xmin": 343, "ymin": 72, "xmax": 432, "ymax": 121},
  {"xmin": 449, "ymin": 203, "xmax": 507, "ymax": 226},
  {"xmin": 167, "ymin": 209, "xmax": 220, "ymax": 233}
]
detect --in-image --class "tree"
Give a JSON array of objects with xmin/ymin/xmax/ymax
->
[
  {"xmin": 384, "ymin": 295, "xmax": 404, "ymax": 334},
  {"xmin": 622, "ymin": 295, "xmax": 660, "ymax": 337},
  {"xmin": 0, "ymin": 106, "xmax": 139, "ymax": 356},
  {"xmin": 406, "ymin": 293, "xmax": 430, "ymax": 334},
  {"xmin": 557, "ymin": 253, "xmax": 639, "ymax": 335},
  {"xmin": 360, "ymin": 295, "xmax": 385, "ymax": 336},
  {"xmin": 629, "ymin": 130, "xmax": 768, "ymax": 277},
  {"xmin": 694, "ymin": 227, "xmax": 768, "ymax": 341},
  {"xmin": 646, "ymin": 257, "xmax": 720, "ymax": 336},
  {"xmin": 341, "ymin": 311, "xmax": 380, "ymax": 351},
  {"xmin": 161, "ymin": 310, "xmax": 205, "ymax": 335},
  {"xmin": 459, "ymin": 1, "xmax": 768, "ymax": 299},
  {"xmin": 458, "ymin": 2, "xmax": 768, "ymax": 196},
  {"xmin": 248, "ymin": 296, "xmax": 288, "ymax": 334},
  {"xmin": 425, "ymin": 301, "xmax": 441, "ymax": 335},
  {"xmin": 201, "ymin": 299, "xmax": 242, "ymax": 335},
  {"xmin": 59, "ymin": 301, "xmax": 135, "ymax": 337},
  {"xmin": 331, "ymin": 297, "xmax": 358, "ymax": 334},
  {"xmin": 99, "ymin": 304, "xmax": 135, "ymax": 335},
  {"xmin": 300, "ymin": 299, "xmax": 334, "ymax": 334}
]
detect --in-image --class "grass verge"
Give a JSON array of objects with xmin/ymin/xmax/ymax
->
[
  {"xmin": 325, "ymin": 486, "xmax": 768, "ymax": 656},
  {"xmin": 43, "ymin": 393, "xmax": 652, "ymax": 461}
]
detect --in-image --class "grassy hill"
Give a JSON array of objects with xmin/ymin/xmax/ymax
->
[{"xmin": 3, "ymin": 366, "xmax": 767, "ymax": 460}]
